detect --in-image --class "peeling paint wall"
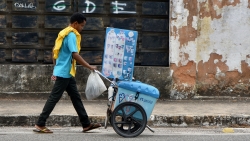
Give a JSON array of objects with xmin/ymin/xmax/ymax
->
[{"xmin": 170, "ymin": 0, "xmax": 250, "ymax": 99}]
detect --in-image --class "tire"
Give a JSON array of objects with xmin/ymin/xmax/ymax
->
[{"xmin": 111, "ymin": 102, "xmax": 147, "ymax": 137}]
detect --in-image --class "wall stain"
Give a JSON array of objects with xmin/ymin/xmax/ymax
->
[
  {"xmin": 178, "ymin": 0, "xmax": 198, "ymax": 47},
  {"xmin": 197, "ymin": 54, "xmax": 250, "ymax": 97},
  {"xmin": 199, "ymin": 0, "xmax": 240, "ymax": 19},
  {"xmin": 241, "ymin": 60, "xmax": 250, "ymax": 83},
  {"xmin": 197, "ymin": 53, "xmax": 228, "ymax": 83},
  {"xmin": 171, "ymin": 61, "xmax": 196, "ymax": 92},
  {"xmin": 196, "ymin": 16, "xmax": 213, "ymax": 62}
]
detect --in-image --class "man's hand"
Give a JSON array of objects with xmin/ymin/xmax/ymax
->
[
  {"xmin": 89, "ymin": 65, "xmax": 97, "ymax": 71},
  {"xmin": 51, "ymin": 75, "xmax": 57, "ymax": 81}
]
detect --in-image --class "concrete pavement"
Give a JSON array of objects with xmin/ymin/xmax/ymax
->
[{"xmin": 1, "ymin": 99, "xmax": 250, "ymax": 127}]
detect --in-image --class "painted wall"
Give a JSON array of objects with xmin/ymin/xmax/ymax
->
[
  {"xmin": 0, "ymin": 65, "xmax": 170, "ymax": 100},
  {"xmin": 170, "ymin": 0, "xmax": 250, "ymax": 99},
  {"xmin": 0, "ymin": 0, "xmax": 168, "ymax": 66}
]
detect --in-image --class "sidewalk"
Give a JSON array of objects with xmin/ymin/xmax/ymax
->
[{"xmin": 1, "ymin": 99, "xmax": 250, "ymax": 127}]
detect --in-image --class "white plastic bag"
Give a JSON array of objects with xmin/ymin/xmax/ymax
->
[{"xmin": 85, "ymin": 71, "xmax": 107, "ymax": 100}]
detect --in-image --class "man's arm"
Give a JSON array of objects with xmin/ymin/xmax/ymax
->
[
  {"xmin": 52, "ymin": 46, "xmax": 56, "ymax": 65},
  {"xmin": 51, "ymin": 46, "xmax": 57, "ymax": 81},
  {"xmin": 72, "ymin": 52, "xmax": 96, "ymax": 70}
]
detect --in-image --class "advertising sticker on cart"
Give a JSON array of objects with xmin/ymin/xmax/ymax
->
[
  {"xmin": 118, "ymin": 92, "xmax": 154, "ymax": 105},
  {"xmin": 102, "ymin": 27, "xmax": 138, "ymax": 81},
  {"xmin": 118, "ymin": 93, "xmax": 137, "ymax": 103}
]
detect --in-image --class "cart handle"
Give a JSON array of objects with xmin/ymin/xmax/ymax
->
[{"xmin": 94, "ymin": 70, "xmax": 117, "ymax": 86}]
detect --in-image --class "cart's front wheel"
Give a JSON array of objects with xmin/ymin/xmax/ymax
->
[{"xmin": 111, "ymin": 102, "xmax": 147, "ymax": 137}]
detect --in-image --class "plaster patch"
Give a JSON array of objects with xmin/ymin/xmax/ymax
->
[
  {"xmin": 180, "ymin": 41, "xmax": 197, "ymax": 65},
  {"xmin": 229, "ymin": 0, "xmax": 235, "ymax": 3},
  {"xmin": 170, "ymin": 36, "xmax": 181, "ymax": 64},
  {"xmin": 214, "ymin": 59, "xmax": 219, "ymax": 64},
  {"xmin": 198, "ymin": 1, "xmax": 250, "ymax": 73},
  {"xmin": 170, "ymin": 0, "xmax": 197, "ymax": 65},
  {"xmin": 170, "ymin": 36, "xmax": 197, "ymax": 65},
  {"xmin": 171, "ymin": 0, "xmax": 189, "ymax": 28},
  {"xmin": 192, "ymin": 16, "xmax": 198, "ymax": 30},
  {"xmin": 170, "ymin": 69, "xmax": 174, "ymax": 76},
  {"xmin": 216, "ymin": 67, "xmax": 221, "ymax": 73},
  {"xmin": 215, "ymin": 67, "xmax": 226, "ymax": 80},
  {"xmin": 213, "ymin": 5, "xmax": 222, "ymax": 16},
  {"xmin": 183, "ymin": 83, "xmax": 190, "ymax": 89},
  {"xmin": 198, "ymin": 0, "xmax": 207, "ymax": 3},
  {"xmin": 209, "ymin": 2, "xmax": 250, "ymax": 72}
]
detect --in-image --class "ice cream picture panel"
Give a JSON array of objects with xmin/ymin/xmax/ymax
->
[{"xmin": 102, "ymin": 27, "xmax": 138, "ymax": 81}]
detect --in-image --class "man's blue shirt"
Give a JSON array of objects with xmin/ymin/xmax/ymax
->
[{"xmin": 53, "ymin": 32, "xmax": 78, "ymax": 78}]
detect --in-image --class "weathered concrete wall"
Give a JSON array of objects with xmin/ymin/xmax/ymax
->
[
  {"xmin": 170, "ymin": 0, "xmax": 250, "ymax": 99},
  {"xmin": 0, "ymin": 65, "xmax": 171, "ymax": 100}
]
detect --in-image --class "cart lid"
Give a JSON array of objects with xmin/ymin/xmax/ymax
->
[{"xmin": 117, "ymin": 81, "xmax": 160, "ymax": 99}]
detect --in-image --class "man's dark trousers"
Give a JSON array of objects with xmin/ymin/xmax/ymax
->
[{"xmin": 36, "ymin": 76, "xmax": 90, "ymax": 128}]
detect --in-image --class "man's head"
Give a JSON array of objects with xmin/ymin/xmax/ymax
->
[{"xmin": 70, "ymin": 13, "xmax": 87, "ymax": 33}]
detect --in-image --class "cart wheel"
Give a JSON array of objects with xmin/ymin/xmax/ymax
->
[{"xmin": 111, "ymin": 102, "xmax": 147, "ymax": 137}]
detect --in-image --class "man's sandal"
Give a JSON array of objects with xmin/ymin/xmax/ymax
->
[
  {"xmin": 83, "ymin": 123, "xmax": 101, "ymax": 132},
  {"xmin": 33, "ymin": 125, "xmax": 53, "ymax": 133}
]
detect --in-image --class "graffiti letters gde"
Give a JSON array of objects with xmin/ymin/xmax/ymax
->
[{"xmin": 51, "ymin": 0, "xmax": 136, "ymax": 13}]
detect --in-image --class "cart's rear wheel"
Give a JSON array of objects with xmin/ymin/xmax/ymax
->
[{"xmin": 111, "ymin": 102, "xmax": 147, "ymax": 137}]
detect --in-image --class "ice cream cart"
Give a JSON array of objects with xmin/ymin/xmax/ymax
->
[{"xmin": 97, "ymin": 27, "xmax": 160, "ymax": 137}]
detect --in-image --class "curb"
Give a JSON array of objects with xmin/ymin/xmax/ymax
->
[
  {"xmin": 151, "ymin": 115, "xmax": 250, "ymax": 127},
  {"xmin": 1, "ymin": 115, "xmax": 250, "ymax": 128}
]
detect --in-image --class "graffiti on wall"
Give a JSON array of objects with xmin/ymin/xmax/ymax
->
[
  {"xmin": 14, "ymin": 2, "xmax": 36, "ymax": 9},
  {"xmin": 82, "ymin": 0, "xmax": 96, "ymax": 13},
  {"xmin": 53, "ymin": 0, "xmax": 66, "ymax": 11},
  {"xmin": 82, "ymin": 0, "xmax": 136, "ymax": 14},
  {"xmin": 45, "ymin": 0, "xmax": 70, "ymax": 12},
  {"xmin": 14, "ymin": 0, "xmax": 136, "ymax": 13},
  {"xmin": 111, "ymin": 1, "xmax": 136, "ymax": 14},
  {"xmin": 50, "ymin": 0, "xmax": 136, "ymax": 13}
]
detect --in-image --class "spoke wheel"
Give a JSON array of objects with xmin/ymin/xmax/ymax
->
[{"xmin": 111, "ymin": 102, "xmax": 147, "ymax": 137}]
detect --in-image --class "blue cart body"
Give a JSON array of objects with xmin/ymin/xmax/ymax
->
[{"xmin": 114, "ymin": 81, "xmax": 160, "ymax": 120}]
